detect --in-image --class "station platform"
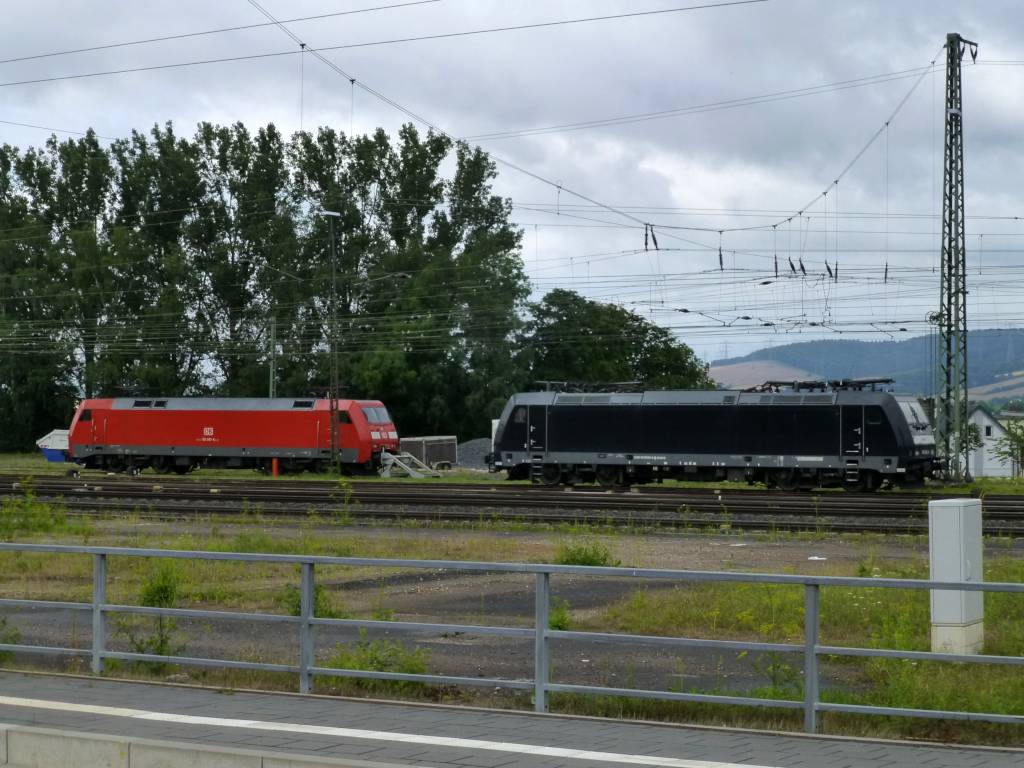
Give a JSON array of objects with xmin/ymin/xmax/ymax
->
[{"xmin": 0, "ymin": 672, "xmax": 1021, "ymax": 768}]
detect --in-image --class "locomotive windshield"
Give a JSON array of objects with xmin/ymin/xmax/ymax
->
[
  {"xmin": 898, "ymin": 398, "xmax": 930, "ymax": 431},
  {"xmin": 362, "ymin": 406, "xmax": 393, "ymax": 424}
]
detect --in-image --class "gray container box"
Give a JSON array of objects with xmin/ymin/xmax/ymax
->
[{"xmin": 400, "ymin": 435, "xmax": 457, "ymax": 469}]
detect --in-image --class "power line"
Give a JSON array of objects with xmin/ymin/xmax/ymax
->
[
  {"xmin": 0, "ymin": 119, "xmax": 117, "ymax": 140},
  {"xmin": 0, "ymin": 1, "xmax": 767, "ymax": 91},
  {"xmin": 240, "ymin": 0, "xmax": 764, "ymax": 237},
  {"xmin": 0, "ymin": 1, "xmax": 443, "ymax": 66},
  {"xmin": 464, "ymin": 66, "xmax": 938, "ymax": 141}
]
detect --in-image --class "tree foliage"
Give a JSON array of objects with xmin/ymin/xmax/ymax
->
[
  {"xmin": 0, "ymin": 123, "xmax": 711, "ymax": 450},
  {"xmin": 992, "ymin": 421, "xmax": 1024, "ymax": 477},
  {"xmin": 525, "ymin": 289, "xmax": 712, "ymax": 389}
]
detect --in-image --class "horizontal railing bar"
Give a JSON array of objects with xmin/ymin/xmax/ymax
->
[
  {"xmin": 102, "ymin": 604, "xmax": 302, "ymax": 623},
  {"xmin": 102, "ymin": 651, "xmax": 298, "ymax": 673},
  {"xmin": 2, "ymin": 543, "xmax": 1023, "ymax": 592},
  {"xmin": 550, "ymin": 629, "xmax": 801, "ymax": 653},
  {"xmin": 0, "ymin": 598, "xmax": 90, "ymax": 611},
  {"xmin": 817, "ymin": 701, "xmax": 1024, "ymax": 724},
  {"xmin": 309, "ymin": 617, "xmax": 534, "ymax": 637},
  {"xmin": 308, "ymin": 665, "xmax": 534, "ymax": 689},
  {"xmin": 546, "ymin": 683, "xmax": 804, "ymax": 709},
  {"xmin": 818, "ymin": 645, "xmax": 1024, "ymax": 665},
  {"xmin": 0, "ymin": 643, "xmax": 88, "ymax": 656}
]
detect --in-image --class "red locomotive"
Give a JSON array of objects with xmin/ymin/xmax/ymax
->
[{"xmin": 66, "ymin": 397, "xmax": 400, "ymax": 474}]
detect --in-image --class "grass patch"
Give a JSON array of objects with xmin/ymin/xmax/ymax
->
[{"xmin": 0, "ymin": 483, "xmax": 92, "ymax": 540}]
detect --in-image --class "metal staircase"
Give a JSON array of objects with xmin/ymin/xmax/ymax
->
[{"xmin": 378, "ymin": 450, "xmax": 442, "ymax": 479}]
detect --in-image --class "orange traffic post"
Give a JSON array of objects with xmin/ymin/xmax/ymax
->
[{"xmin": 272, "ymin": 457, "xmax": 279, "ymax": 477}]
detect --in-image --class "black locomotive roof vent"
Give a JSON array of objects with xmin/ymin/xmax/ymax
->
[
  {"xmin": 292, "ymin": 400, "xmax": 314, "ymax": 408},
  {"xmin": 132, "ymin": 400, "xmax": 152, "ymax": 408},
  {"xmin": 154, "ymin": 400, "xmax": 168, "ymax": 408}
]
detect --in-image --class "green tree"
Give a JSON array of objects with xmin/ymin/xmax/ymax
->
[
  {"xmin": 993, "ymin": 421, "xmax": 1024, "ymax": 477},
  {"xmin": 109, "ymin": 123, "xmax": 208, "ymax": 394},
  {"xmin": 525, "ymin": 289, "xmax": 712, "ymax": 389},
  {"xmin": 0, "ymin": 120, "xmax": 531, "ymax": 447},
  {"xmin": 290, "ymin": 125, "xmax": 528, "ymax": 437},
  {"xmin": 0, "ymin": 141, "xmax": 79, "ymax": 447},
  {"xmin": 191, "ymin": 122, "xmax": 299, "ymax": 395}
]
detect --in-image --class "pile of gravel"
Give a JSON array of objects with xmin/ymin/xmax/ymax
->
[{"xmin": 457, "ymin": 437, "xmax": 493, "ymax": 468}]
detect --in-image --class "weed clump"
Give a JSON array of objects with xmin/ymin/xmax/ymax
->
[
  {"xmin": 323, "ymin": 629, "xmax": 429, "ymax": 694},
  {"xmin": 554, "ymin": 539, "xmax": 620, "ymax": 567},
  {"xmin": 0, "ymin": 616, "xmax": 20, "ymax": 663},
  {"xmin": 281, "ymin": 583, "xmax": 347, "ymax": 619},
  {"xmin": 119, "ymin": 560, "xmax": 185, "ymax": 671},
  {"xmin": 548, "ymin": 597, "xmax": 572, "ymax": 631}
]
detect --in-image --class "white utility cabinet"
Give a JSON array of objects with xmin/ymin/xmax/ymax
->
[{"xmin": 928, "ymin": 498, "xmax": 983, "ymax": 654}]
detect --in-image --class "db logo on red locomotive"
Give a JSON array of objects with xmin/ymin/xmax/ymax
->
[{"xmin": 197, "ymin": 426, "xmax": 219, "ymax": 443}]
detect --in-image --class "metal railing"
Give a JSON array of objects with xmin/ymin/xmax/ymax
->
[{"xmin": 0, "ymin": 542, "xmax": 1023, "ymax": 733}]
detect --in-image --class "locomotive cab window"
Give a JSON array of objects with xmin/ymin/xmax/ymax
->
[
  {"xmin": 512, "ymin": 406, "xmax": 526, "ymax": 424},
  {"xmin": 866, "ymin": 408, "xmax": 884, "ymax": 426},
  {"xmin": 79, "ymin": 409, "xmax": 92, "ymax": 422},
  {"xmin": 338, "ymin": 412, "xmax": 352, "ymax": 424},
  {"xmin": 362, "ymin": 406, "xmax": 393, "ymax": 424}
]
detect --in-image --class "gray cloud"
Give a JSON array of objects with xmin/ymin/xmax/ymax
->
[{"xmin": 2, "ymin": 0, "xmax": 1023, "ymax": 361}]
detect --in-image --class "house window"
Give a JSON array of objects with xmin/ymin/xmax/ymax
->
[{"xmin": 985, "ymin": 425, "xmax": 992, "ymax": 437}]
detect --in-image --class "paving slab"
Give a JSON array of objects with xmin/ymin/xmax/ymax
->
[{"xmin": 0, "ymin": 672, "xmax": 1021, "ymax": 767}]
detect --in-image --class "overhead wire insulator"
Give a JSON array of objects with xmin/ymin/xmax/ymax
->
[
  {"xmin": 788, "ymin": 257, "xmax": 796, "ymax": 275},
  {"xmin": 884, "ymin": 262, "xmax": 889, "ymax": 284},
  {"xmin": 774, "ymin": 254, "xmax": 778, "ymax": 278},
  {"xmin": 799, "ymin": 257, "xmax": 806, "ymax": 276},
  {"xmin": 643, "ymin": 224, "xmax": 649, "ymax": 252},
  {"xmin": 834, "ymin": 261, "xmax": 839, "ymax": 282},
  {"xmin": 826, "ymin": 262, "xmax": 833, "ymax": 279},
  {"xmin": 651, "ymin": 227, "xmax": 659, "ymax": 250}
]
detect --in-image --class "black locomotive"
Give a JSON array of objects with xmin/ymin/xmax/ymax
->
[{"xmin": 487, "ymin": 380, "xmax": 936, "ymax": 490}]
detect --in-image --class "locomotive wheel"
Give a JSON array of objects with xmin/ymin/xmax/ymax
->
[
  {"xmin": 852, "ymin": 471, "xmax": 879, "ymax": 493},
  {"xmin": 537, "ymin": 464, "xmax": 562, "ymax": 486},
  {"xmin": 151, "ymin": 457, "xmax": 173, "ymax": 474},
  {"xmin": 173, "ymin": 464, "xmax": 190, "ymax": 475},
  {"xmin": 775, "ymin": 469, "xmax": 800, "ymax": 492},
  {"xmin": 595, "ymin": 465, "xmax": 622, "ymax": 488}
]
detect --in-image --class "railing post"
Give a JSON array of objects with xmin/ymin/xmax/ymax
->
[
  {"xmin": 803, "ymin": 583, "xmax": 820, "ymax": 733},
  {"xmin": 299, "ymin": 562, "xmax": 314, "ymax": 694},
  {"xmin": 91, "ymin": 553, "xmax": 106, "ymax": 675},
  {"xmin": 534, "ymin": 571, "xmax": 550, "ymax": 713}
]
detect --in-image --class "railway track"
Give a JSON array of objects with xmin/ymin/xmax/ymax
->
[{"xmin": 2, "ymin": 473, "xmax": 1023, "ymax": 535}]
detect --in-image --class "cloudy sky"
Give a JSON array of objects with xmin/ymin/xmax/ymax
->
[{"xmin": 3, "ymin": 0, "xmax": 1023, "ymax": 361}]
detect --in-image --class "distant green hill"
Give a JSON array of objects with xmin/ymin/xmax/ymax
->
[{"xmin": 711, "ymin": 329, "xmax": 1024, "ymax": 395}]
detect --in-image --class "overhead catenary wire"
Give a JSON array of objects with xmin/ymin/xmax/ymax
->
[
  {"xmin": 464, "ymin": 65, "xmax": 942, "ymax": 141},
  {"xmin": 0, "ymin": 1, "xmax": 766, "ymax": 91},
  {"xmin": 0, "ymin": 1, "xmax": 444, "ymax": 66}
]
